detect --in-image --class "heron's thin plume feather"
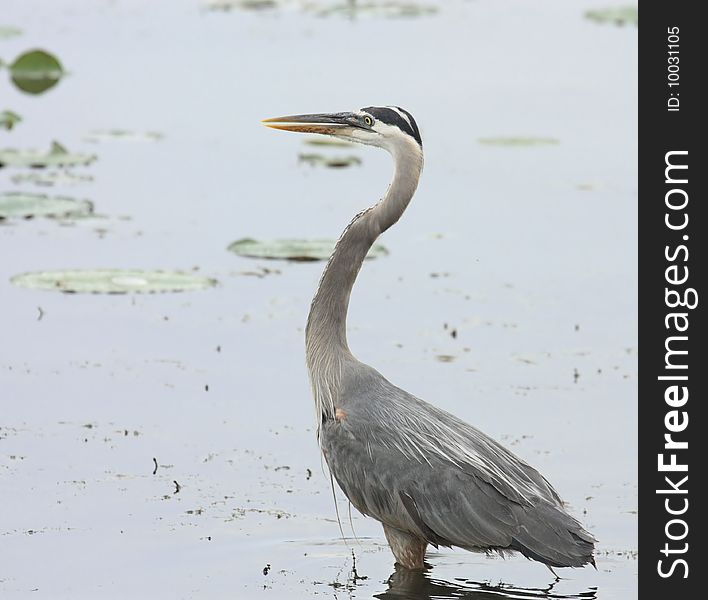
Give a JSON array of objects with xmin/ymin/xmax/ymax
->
[{"xmin": 329, "ymin": 468, "xmax": 348, "ymax": 547}]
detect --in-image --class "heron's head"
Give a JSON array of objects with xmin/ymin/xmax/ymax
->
[{"xmin": 263, "ymin": 106, "xmax": 422, "ymax": 157}]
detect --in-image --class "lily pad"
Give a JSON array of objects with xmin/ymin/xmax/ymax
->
[
  {"xmin": 9, "ymin": 49, "xmax": 64, "ymax": 95},
  {"xmin": 82, "ymin": 130, "xmax": 164, "ymax": 143},
  {"xmin": 0, "ymin": 141, "xmax": 96, "ymax": 168},
  {"xmin": 585, "ymin": 6, "xmax": 638, "ymax": 26},
  {"xmin": 228, "ymin": 238, "xmax": 388, "ymax": 261},
  {"xmin": 477, "ymin": 137, "xmax": 559, "ymax": 146},
  {"xmin": 0, "ymin": 26, "xmax": 23, "ymax": 39},
  {"xmin": 0, "ymin": 110, "xmax": 22, "ymax": 131},
  {"xmin": 299, "ymin": 153, "xmax": 362, "ymax": 168},
  {"xmin": 306, "ymin": 1, "xmax": 438, "ymax": 18},
  {"xmin": 0, "ymin": 192, "xmax": 93, "ymax": 220},
  {"xmin": 11, "ymin": 171, "xmax": 94, "ymax": 186},
  {"xmin": 11, "ymin": 270, "xmax": 218, "ymax": 294}
]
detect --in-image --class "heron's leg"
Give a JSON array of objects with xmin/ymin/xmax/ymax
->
[{"xmin": 382, "ymin": 524, "xmax": 427, "ymax": 570}]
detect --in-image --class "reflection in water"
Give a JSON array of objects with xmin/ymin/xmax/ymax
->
[{"xmin": 375, "ymin": 565, "xmax": 598, "ymax": 600}]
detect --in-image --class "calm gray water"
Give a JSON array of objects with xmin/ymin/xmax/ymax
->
[{"xmin": 1, "ymin": 1, "xmax": 636, "ymax": 598}]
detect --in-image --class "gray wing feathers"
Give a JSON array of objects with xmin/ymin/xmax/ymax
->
[{"xmin": 322, "ymin": 364, "xmax": 596, "ymax": 568}]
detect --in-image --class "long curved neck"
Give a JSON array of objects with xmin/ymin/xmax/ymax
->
[{"xmin": 306, "ymin": 142, "xmax": 423, "ymax": 425}]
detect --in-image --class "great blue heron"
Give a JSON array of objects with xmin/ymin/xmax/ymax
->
[{"xmin": 263, "ymin": 107, "xmax": 596, "ymax": 572}]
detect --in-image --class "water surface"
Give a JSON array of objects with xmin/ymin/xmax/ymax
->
[{"xmin": 1, "ymin": 1, "xmax": 637, "ymax": 598}]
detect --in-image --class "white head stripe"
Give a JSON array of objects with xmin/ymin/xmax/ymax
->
[{"xmin": 386, "ymin": 106, "xmax": 412, "ymax": 128}]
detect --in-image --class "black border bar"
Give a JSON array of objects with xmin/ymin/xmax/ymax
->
[{"xmin": 639, "ymin": 2, "xmax": 704, "ymax": 595}]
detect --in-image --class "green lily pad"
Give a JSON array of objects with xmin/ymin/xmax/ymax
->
[
  {"xmin": 478, "ymin": 137, "xmax": 559, "ymax": 146},
  {"xmin": 0, "ymin": 110, "xmax": 22, "ymax": 131},
  {"xmin": 10, "ymin": 171, "xmax": 94, "ymax": 186},
  {"xmin": 82, "ymin": 130, "xmax": 164, "ymax": 143},
  {"xmin": 11, "ymin": 270, "xmax": 218, "ymax": 294},
  {"xmin": 585, "ymin": 6, "xmax": 638, "ymax": 26},
  {"xmin": 0, "ymin": 141, "xmax": 96, "ymax": 168},
  {"xmin": 228, "ymin": 238, "xmax": 388, "ymax": 261},
  {"xmin": 9, "ymin": 49, "xmax": 64, "ymax": 95},
  {"xmin": 306, "ymin": 1, "xmax": 438, "ymax": 18},
  {"xmin": 299, "ymin": 153, "xmax": 362, "ymax": 168},
  {"xmin": 0, "ymin": 192, "xmax": 93, "ymax": 220},
  {"xmin": 0, "ymin": 26, "xmax": 23, "ymax": 39}
]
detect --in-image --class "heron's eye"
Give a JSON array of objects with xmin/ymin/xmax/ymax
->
[{"xmin": 363, "ymin": 115, "xmax": 374, "ymax": 127}]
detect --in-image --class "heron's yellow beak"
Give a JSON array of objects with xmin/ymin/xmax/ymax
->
[{"xmin": 262, "ymin": 112, "xmax": 357, "ymax": 136}]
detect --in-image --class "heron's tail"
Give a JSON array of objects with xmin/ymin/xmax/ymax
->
[{"xmin": 508, "ymin": 500, "xmax": 596, "ymax": 568}]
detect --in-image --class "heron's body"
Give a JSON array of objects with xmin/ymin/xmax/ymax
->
[{"xmin": 264, "ymin": 106, "xmax": 595, "ymax": 571}]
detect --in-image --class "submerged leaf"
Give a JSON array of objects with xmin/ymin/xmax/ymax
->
[
  {"xmin": 585, "ymin": 6, "xmax": 638, "ymax": 26},
  {"xmin": 0, "ymin": 192, "xmax": 93, "ymax": 220},
  {"xmin": 0, "ymin": 25, "xmax": 23, "ymax": 39},
  {"xmin": 205, "ymin": 0, "xmax": 278, "ymax": 10},
  {"xmin": 477, "ymin": 137, "xmax": 559, "ymax": 146},
  {"xmin": 306, "ymin": 2, "xmax": 438, "ymax": 18},
  {"xmin": 0, "ymin": 141, "xmax": 96, "ymax": 168},
  {"xmin": 228, "ymin": 238, "xmax": 388, "ymax": 261},
  {"xmin": 82, "ymin": 130, "xmax": 164, "ymax": 143},
  {"xmin": 11, "ymin": 270, "xmax": 218, "ymax": 294},
  {"xmin": 9, "ymin": 49, "xmax": 64, "ymax": 94},
  {"xmin": 11, "ymin": 171, "xmax": 94, "ymax": 186},
  {"xmin": 0, "ymin": 110, "xmax": 22, "ymax": 131},
  {"xmin": 304, "ymin": 137, "xmax": 355, "ymax": 148},
  {"xmin": 299, "ymin": 153, "xmax": 362, "ymax": 168}
]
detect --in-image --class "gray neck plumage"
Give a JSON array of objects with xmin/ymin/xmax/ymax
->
[{"xmin": 305, "ymin": 143, "xmax": 423, "ymax": 430}]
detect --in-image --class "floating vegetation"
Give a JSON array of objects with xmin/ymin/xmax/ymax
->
[
  {"xmin": 304, "ymin": 137, "xmax": 355, "ymax": 148},
  {"xmin": 205, "ymin": 0, "xmax": 278, "ymax": 10},
  {"xmin": 205, "ymin": 0, "xmax": 436, "ymax": 17},
  {"xmin": 436, "ymin": 355, "xmax": 456, "ymax": 363},
  {"xmin": 228, "ymin": 238, "xmax": 388, "ymax": 261},
  {"xmin": 11, "ymin": 270, "xmax": 218, "ymax": 294},
  {"xmin": 477, "ymin": 137, "xmax": 560, "ymax": 147},
  {"xmin": 0, "ymin": 110, "xmax": 22, "ymax": 131},
  {"xmin": 7, "ymin": 49, "xmax": 64, "ymax": 95},
  {"xmin": 585, "ymin": 6, "xmax": 638, "ymax": 26},
  {"xmin": 82, "ymin": 130, "xmax": 164, "ymax": 143},
  {"xmin": 0, "ymin": 141, "xmax": 96, "ymax": 169},
  {"xmin": 0, "ymin": 26, "xmax": 23, "ymax": 39},
  {"xmin": 305, "ymin": 1, "xmax": 438, "ymax": 18},
  {"xmin": 300, "ymin": 136, "xmax": 361, "ymax": 168},
  {"xmin": 299, "ymin": 153, "xmax": 362, "ymax": 168},
  {"xmin": 10, "ymin": 171, "xmax": 94, "ymax": 187},
  {"xmin": 0, "ymin": 192, "xmax": 93, "ymax": 220}
]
